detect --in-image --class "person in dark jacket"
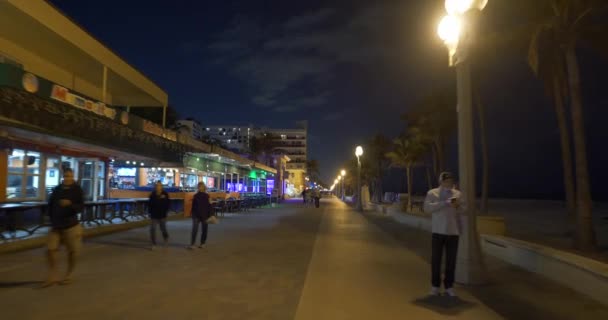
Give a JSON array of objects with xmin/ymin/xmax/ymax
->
[
  {"xmin": 44, "ymin": 168, "xmax": 84, "ymax": 287},
  {"xmin": 188, "ymin": 182, "xmax": 212, "ymax": 249},
  {"xmin": 149, "ymin": 181, "xmax": 170, "ymax": 249}
]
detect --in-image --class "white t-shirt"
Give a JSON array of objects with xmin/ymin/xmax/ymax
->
[{"xmin": 423, "ymin": 187, "xmax": 464, "ymax": 236}]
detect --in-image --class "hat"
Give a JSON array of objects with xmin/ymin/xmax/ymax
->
[{"xmin": 439, "ymin": 172, "xmax": 454, "ymax": 182}]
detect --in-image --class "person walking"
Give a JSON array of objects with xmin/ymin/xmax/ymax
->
[
  {"xmin": 301, "ymin": 188, "xmax": 308, "ymax": 206},
  {"xmin": 189, "ymin": 182, "xmax": 212, "ymax": 249},
  {"xmin": 313, "ymin": 188, "xmax": 321, "ymax": 208},
  {"xmin": 149, "ymin": 181, "xmax": 170, "ymax": 250},
  {"xmin": 43, "ymin": 168, "xmax": 84, "ymax": 287},
  {"xmin": 423, "ymin": 172, "xmax": 464, "ymax": 297}
]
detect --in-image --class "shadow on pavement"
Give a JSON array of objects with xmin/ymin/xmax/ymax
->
[
  {"xmin": 412, "ymin": 295, "xmax": 476, "ymax": 316},
  {"xmin": 0, "ymin": 280, "xmax": 42, "ymax": 288}
]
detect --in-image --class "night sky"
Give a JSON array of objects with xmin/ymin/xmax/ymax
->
[{"xmin": 48, "ymin": 0, "xmax": 608, "ymax": 200}]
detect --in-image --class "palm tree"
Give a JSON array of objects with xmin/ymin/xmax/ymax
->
[
  {"xmin": 526, "ymin": 0, "xmax": 607, "ymax": 250},
  {"xmin": 474, "ymin": 82, "xmax": 490, "ymax": 215},
  {"xmin": 386, "ymin": 128, "xmax": 430, "ymax": 211},
  {"xmin": 528, "ymin": 17, "xmax": 576, "ymax": 224},
  {"xmin": 366, "ymin": 134, "xmax": 392, "ymax": 203},
  {"xmin": 249, "ymin": 132, "xmax": 276, "ymax": 165},
  {"xmin": 402, "ymin": 91, "xmax": 457, "ymax": 181}
]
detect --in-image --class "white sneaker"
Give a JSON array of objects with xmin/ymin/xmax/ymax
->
[
  {"xmin": 198, "ymin": 244, "xmax": 205, "ymax": 249},
  {"xmin": 186, "ymin": 245, "xmax": 195, "ymax": 250},
  {"xmin": 430, "ymin": 287, "xmax": 440, "ymax": 296},
  {"xmin": 150, "ymin": 245, "xmax": 157, "ymax": 251},
  {"xmin": 446, "ymin": 288, "xmax": 457, "ymax": 297}
]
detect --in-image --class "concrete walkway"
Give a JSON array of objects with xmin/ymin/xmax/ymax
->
[
  {"xmin": 1, "ymin": 198, "xmax": 607, "ymax": 319},
  {"xmin": 294, "ymin": 200, "xmax": 502, "ymax": 320}
]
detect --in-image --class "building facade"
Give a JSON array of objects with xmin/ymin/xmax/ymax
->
[
  {"xmin": 175, "ymin": 118, "xmax": 203, "ymax": 140},
  {"xmin": 258, "ymin": 121, "xmax": 307, "ymax": 196},
  {"xmin": 200, "ymin": 121, "xmax": 309, "ymax": 196},
  {"xmin": 202, "ymin": 125, "xmax": 253, "ymax": 154},
  {"xmin": 0, "ymin": 0, "xmax": 276, "ymax": 205}
]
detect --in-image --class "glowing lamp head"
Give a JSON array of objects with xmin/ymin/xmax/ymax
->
[
  {"xmin": 355, "ymin": 146, "xmax": 363, "ymax": 157},
  {"xmin": 445, "ymin": 0, "xmax": 487, "ymax": 15},
  {"xmin": 438, "ymin": 15, "xmax": 461, "ymax": 45},
  {"xmin": 334, "ymin": 179, "xmax": 338, "ymax": 184},
  {"xmin": 341, "ymin": 169, "xmax": 346, "ymax": 176}
]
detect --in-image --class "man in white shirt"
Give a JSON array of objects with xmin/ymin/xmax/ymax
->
[{"xmin": 423, "ymin": 172, "xmax": 464, "ymax": 297}]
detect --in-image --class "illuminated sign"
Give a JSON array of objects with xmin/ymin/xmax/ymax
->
[
  {"xmin": 50, "ymin": 84, "xmax": 113, "ymax": 120},
  {"xmin": 267, "ymin": 179, "xmax": 275, "ymax": 195},
  {"xmin": 116, "ymin": 167, "xmax": 137, "ymax": 176}
]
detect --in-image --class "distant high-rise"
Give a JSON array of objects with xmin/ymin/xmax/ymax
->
[{"xmin": 201, "ymin": 121, "xmax": 309, "ymax": 195}]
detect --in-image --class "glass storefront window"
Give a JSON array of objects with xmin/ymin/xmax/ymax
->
[
  {"xmin": 46, "ymin": 158, "xmax": 61, "ymax": 198},
  {"xmin": 8, "ymin": 149, "xmax": 24, "ymax": 174},
  {"xmin": 6, "ymin": 175, "xmax": 22, "ymax": 199},
  {"xmin": 26, "ymin": 151, "xmax": 40, "ymax": 175},
  {"xmin": 96, "ymin": 162, "xmax": 105, "ymax": 198},
  {"xmin": 6, "ymin": 149, "xmax": 40, "ymax": 199}
]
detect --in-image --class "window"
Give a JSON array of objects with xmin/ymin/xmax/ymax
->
[
  {"xmin": 96, "ymin": 162, "xmax": 106, "ymax": 199},
  {"xmin": 45, "ymin": 158, "xmax": 60, "ymax": 198},
  {"xmin": 6, "ymin": 149, "xmax": 41, "ymax": 199},
  {"xmin": 80, "ymin": 161, "xmax": 94, "ymax": 200}
]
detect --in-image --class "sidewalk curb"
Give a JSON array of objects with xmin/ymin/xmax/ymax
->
[{"xmin": 0, "ymin": 214, "xmax": 185, "ymax": 255}]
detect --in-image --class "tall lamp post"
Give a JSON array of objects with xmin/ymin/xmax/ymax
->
[
  {"xmin": 437, "ymin": 0, "xmax": 487, "ymax": 285},
  {"xmin": 355, "ymin": 146, "xmax": 363, "ymax": 212},
  {"xmin": 340, "ymin": 169, "xmax": 346, "ymax": 200}
]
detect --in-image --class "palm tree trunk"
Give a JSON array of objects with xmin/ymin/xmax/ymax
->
[
  {"xmin": 435, "ymin": 140, "xmax": 445, "ymax": 173},
  {"xmin": 431, "ymin": 145, "xmax": 439, "ymax": 180},
  {"xmin": 435, "ymin": 141, "xmax": 445, "ymax": 177},
  {"xmin": 475, "ymin": 92, "xmax": 489, "ymax": 215},
  {"xmin": 426, "ymin": 165, "xmax": 433, "ymax": 190},
  {"xmin": 376, "ymin": 175, "xmax": 384, "ymax": 203},
  {"xmin": 406, "ymin": 166, "xmax": 413, "ymax": 212},
  {"xmin": 565, "ymin": 47, "xmax": 595, "ymax": 250},
  {"xmin": 551, "ymin": 74, "xmax": 577, "ymax": 225}
]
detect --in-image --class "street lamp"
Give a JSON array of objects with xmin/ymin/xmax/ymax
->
[
  {"xmin": 437, "ymin": 0, "xmax": 487, "ymax": 285},
  {"xmin": 341, "ymin": 169, "xmax": 346, "ymax": 200},
  {"xmin": 355, "ymin": 146, "xmax": 363, "ymax": 211}
]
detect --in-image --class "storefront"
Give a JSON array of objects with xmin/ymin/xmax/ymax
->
[{"xmin": 5, "ymin": 148, "xmax": 107, "ymax": 201}]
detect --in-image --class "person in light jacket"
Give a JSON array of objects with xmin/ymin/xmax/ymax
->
[{"xmin": 423, "ymin": 172, "xmax": 464, "ymax": 297}]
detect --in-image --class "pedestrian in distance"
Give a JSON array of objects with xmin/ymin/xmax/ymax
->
[
  {"xmin": 43, "ymin": 168, "xmax": 84, "ymax": 287},
  {"xmin": 301, "ymin": 188, "xmax": 308, "ymax": 206},
  {"xmin": 149, "ymin": 181, "xmax": 170, "ymax": 250},
  {"xmin": 423, "ymin": 172, "xmax": 464, "ymax": 297},
  {"xmin": 189, "ymin": 182, "xmax": 213, "ymax": 249},
  {"xmin": 313, "ymin": 188, "xmax": 321, "ymax": 208}
]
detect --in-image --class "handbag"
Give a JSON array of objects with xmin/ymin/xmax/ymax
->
[{"xmin": 206, "ymin": 215, "xmax": 219, "ymax": 225}]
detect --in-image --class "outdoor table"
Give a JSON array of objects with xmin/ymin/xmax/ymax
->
[
  {"xmin": 83, "ymin": 200, "xmax": 120, "ymax": 224},
  {"xmin": 115, "ymin": 199, "xmax": 137, "ymax": 221},
  {"xmin": 0, "ymin": 202, "xmax": 48, "ymax": 239},
  {"xmin": 133, "ymin": 198, "xmax": 149, "ymax": 218},
  {"xmin": 83, "ymin": 201, "xmax": 102, "ymax": 226}
]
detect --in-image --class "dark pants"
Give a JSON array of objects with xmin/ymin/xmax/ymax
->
[
  {"xmin": 150, "ymin": 218, "xmax": 168, "ymax": 245},
  {"xmin": 191, "ymin": 216, "xmax": 208, "ymax": 245},
  {"xmin": 431, "ymin": 233, "xmax": 459, "ymax": 289}
]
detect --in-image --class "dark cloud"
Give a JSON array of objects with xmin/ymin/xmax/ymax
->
[
  {"xmin": 322, "ymin": 111, "xmax": 345, "ymax": 121},
  {"xmin": 208, "ymin": 3, "xmax": 402, "ymax": 112},
  {"xmin": 284, "ymin": 8, "xmax": 335, "ymax": 30}
]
